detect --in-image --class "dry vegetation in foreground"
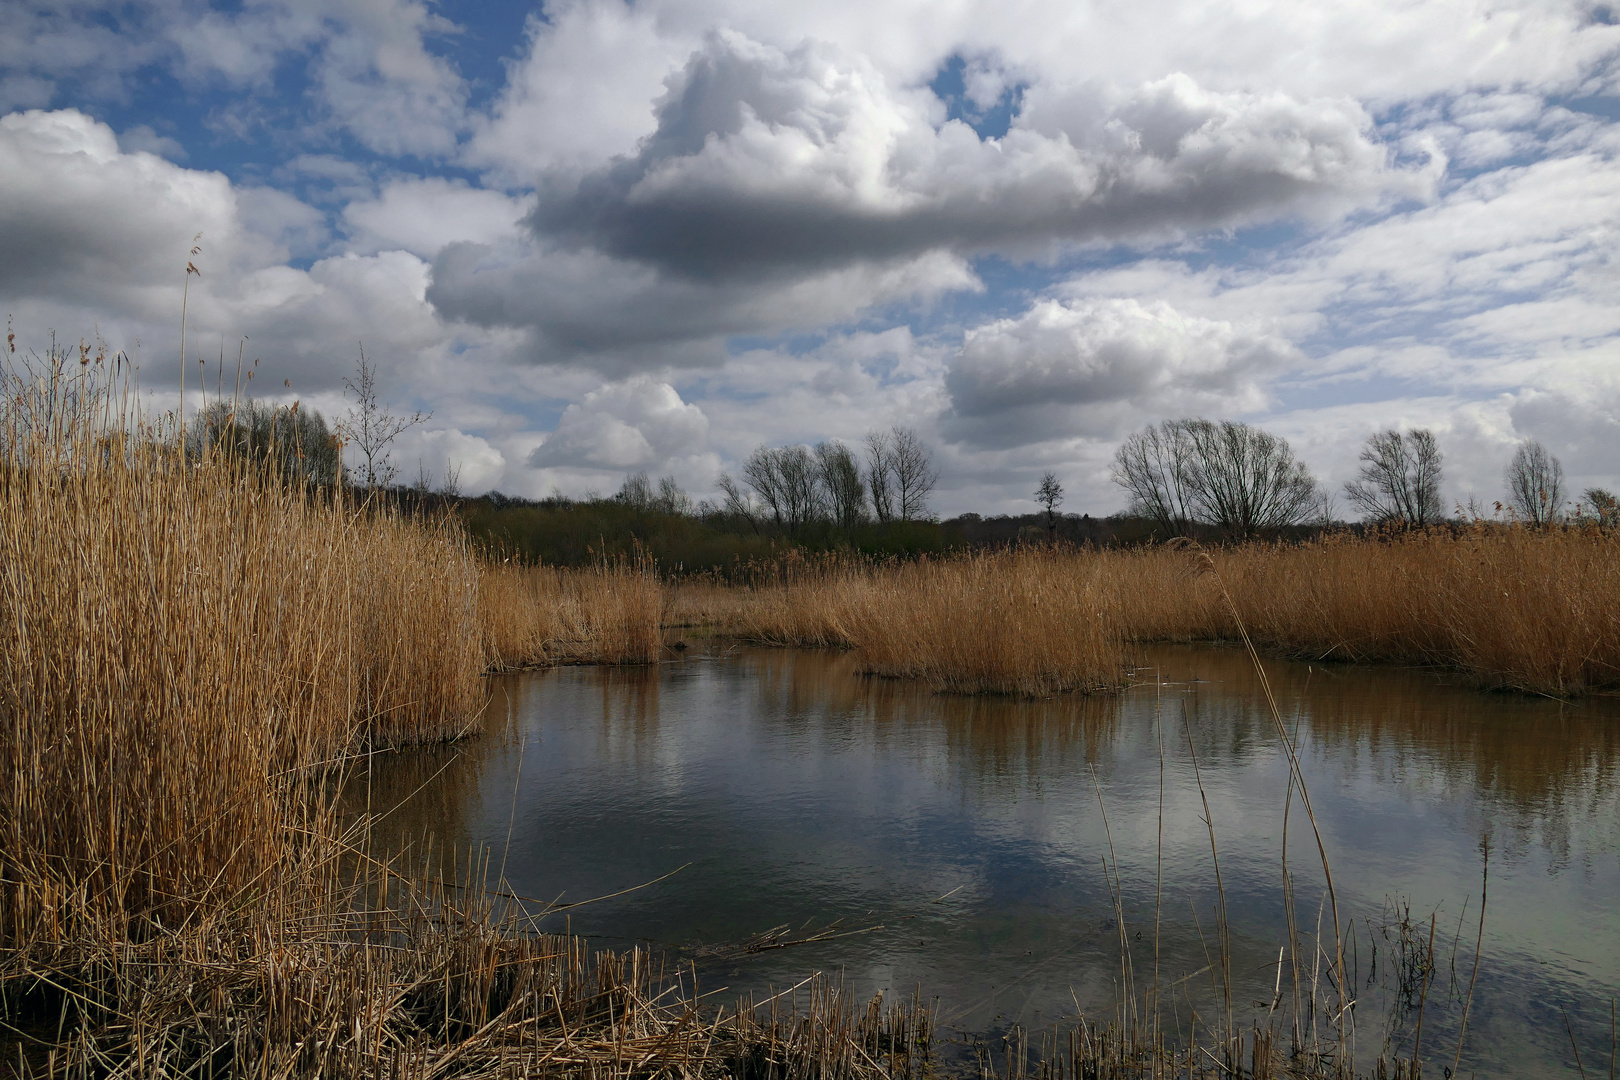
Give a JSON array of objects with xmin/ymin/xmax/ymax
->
[
  {"xmin": 1, "ymin": 402, "xmax": 483, "ymax": 959},
  {"xmin": 0, "ymin": 353, "xmax": 1449, "ymax": 1077},
  {"xmin": 0, "ymin": 360, "xmax": 914, "ymax": 1079},
  {"xmin": 678, "ymin": 526, "xmax": 1620, "ymax": 698}
]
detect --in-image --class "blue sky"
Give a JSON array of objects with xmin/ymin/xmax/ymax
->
[{"xmin": 2, "ymin": 0, "xmax": 1617, "ymax": 514}]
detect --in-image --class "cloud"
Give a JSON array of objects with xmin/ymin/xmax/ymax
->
[
  {"xmin": 427, "ymin": 238, "xmax": 976, "ymax": 372},
  {"xmin": 1508, "ymin": 386, "xmax": 1620, "ymax": 489},
  {"xmin": 1, "ymin": 0, "xmax": 466, "ymax": 158},
  {"xmin": 527, "ymin": 31, "xmax": 1407, "ymax": 280},
  {"xmin": 344, "ymin": 178, "xmax": 527, "ymax": 259},
  {"xmin": 527, "ymin": 377, "xmax": 710, "ymax": 470},
  {"xmin": 302, "ymin": 0, "xmax": 467, "ymax": 158},
  {"xmin": 0, "ymin": 109, "xmax": 258, "ymax": 308},
  {"xmin": 466, "ymin": 0, "xmax": 691, "ymax": 184},
  {"xmin": 390, "ymin": 427, "xmax": 507, "ymax": 492},
  {"xmin": 0, "ymin": 109, "xmax": 454, "ymax": 396},
  {"xmin": 116, "ymin": 123, "xmax": 186, "ymax": 160},
  {"xmin": 943, "ymin": 297, "xmax": 1296, "ymax": 447},
  {"xmin": 8, "ymin": 0, "xmax": 1620, "ymax": 512}
]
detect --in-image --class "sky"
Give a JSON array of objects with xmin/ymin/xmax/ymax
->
[{"xmin": 2, "ymin": 0, "xmax": 1617, "ymax": 516}]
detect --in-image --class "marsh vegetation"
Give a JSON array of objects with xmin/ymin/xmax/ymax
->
[{"xmin": 2, "ymin": 344, "xmax": 1615, "ymax": 1078}]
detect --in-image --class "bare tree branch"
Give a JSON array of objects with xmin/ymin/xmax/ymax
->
[
  {"xmin": 1343, "ymin": 429, "xmax": 1444, "ymax": 525},
  {"xmin": 889, "ymin": 426, "xmax": 938, "ymax": 522},
  {"xmin": 1505, "ymin": 440, "xmax": 1564, "ymax": 525},
  {"xmin": 334, "ymin": 345, "xmax": 429, "ymax": 488},
  {"xmin": 1111, "ymin": 420, "xmax": 1198, "ymax": 537},
  {"xmin": 815, "ymin": 440, "xmax": 866, "ymax": 530}
]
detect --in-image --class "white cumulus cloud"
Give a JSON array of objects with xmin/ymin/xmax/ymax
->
[
  {"xmin": 529, "ymin": 32, "xmax": 1408, "ymax": 279},
  {"xmin": 528, "ymin": 377, "xmax": 710, "ymax": 470},
  {"xmin": 944, "ymin": 298, "xmax": 1297, "ymax": 447}
]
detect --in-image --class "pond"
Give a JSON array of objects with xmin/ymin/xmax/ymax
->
[{"xmin": 360, "ymin": 643, "xmax": 1620, "ymax": 1078}]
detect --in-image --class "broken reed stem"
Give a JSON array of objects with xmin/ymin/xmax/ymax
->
[
  {"xmin": 1411, "ymin": 912, "xmax": 1436, "ymax": 1066},
  {"xmin": 1196, "ymin": 549, "xmax": 1350, "ymax": 1050},
  {"xmin": 1451, "ymin": 838, "xmax": 1489, "ymax": 1076},
  {"xmin": 1184, "ymin": 719, "xmax": 1232, "ymax": 1041},
  {"xmin": 1090, "ymin": 766, "xmax": 1137, "ymax": 1027}
]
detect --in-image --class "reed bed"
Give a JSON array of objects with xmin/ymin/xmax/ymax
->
[
  {"xmin": 717, "ymin": 550, "xmax": 1124, "ymax": 695},
  {"xmin": 0, "ymin": 375, "xmax": 483, "ymax": 955},
  {"xmin": 693, "ymin": 526, "xmax": 1620, "ymax": 698},
  {"xmin": 480, "ymin": 556, "xmax": 666, "ymax": 668},
  {"xmin": 1104, "ymin": 527, "xmax": 1620, "ymax": 696},
  {"xmin": 2, "ymin": 850, "xmax": 935, "ymax": 1080}
]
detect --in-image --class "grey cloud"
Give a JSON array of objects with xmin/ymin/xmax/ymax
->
[
  {"xmin": 526, "ymin": 31, "xmax": 1400, "ymax": 280},
  {"xmin": 0, "ymin": 109, "xmax": 461, "ymax": 399},
  {"xmin": 427, "ymin": 238, "xmax": 975, "ymax": 372},
  {"xmin": 0, "ymin": 109, "xmax": 248, "ymax": 305},
  {"xmin": 1508, "ymin": 387, "xmax": 1620, "ymax": 486},
  {"xmin": 942, "ymin": 297, "xmax": 1295, "ymax": 448},
  {"xmin": 116, "ymin": 123, "xmax": 186, "ymax": 160}
]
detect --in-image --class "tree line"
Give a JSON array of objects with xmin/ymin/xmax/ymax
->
[
  {"xmin": 712, "ymin": 426, "xmax": 939, "ymax": 535},
  {"xmin": 127, "ymin": 332, "xmax": 1614, "ymax": 539},
  {"xmin": 1107, "ymin": 417, "xmax": 1614, "ymax": 536}
]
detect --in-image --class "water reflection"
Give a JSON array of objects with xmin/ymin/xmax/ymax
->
[{"xmin": 365, "ymin": 644, "xmax": 1620, "ymax": 1078}]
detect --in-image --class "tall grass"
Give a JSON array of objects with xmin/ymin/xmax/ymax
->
[
  {"xmin": 1106, "ymin": 528, "xmax": 1620, "ymax": 695},
  {"xmin": 718, "ymin": 550, "xmax": 1124, "ymax": 695},
  {"xmin": 480, "ymin": 554, "xmax": 667, "ymax": 668},
  {"xmin": 0, "ymin": 353, "xmax": 484, "ymax": 950},
  {"xmin": 0, "ymin": 349, "xmax": 938, "ymax": 1078},
  {"xmin": 695, "ymin": 528, "xmax": 1620, "ymax": 698}
]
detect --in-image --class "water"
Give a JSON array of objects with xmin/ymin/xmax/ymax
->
[{"xmin": 360, "ymin": 644, "xmax": 1620, "ymax": 1078}]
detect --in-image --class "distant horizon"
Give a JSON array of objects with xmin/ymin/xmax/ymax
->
[{"xmin": 3, "ymin": 0, "xmax": 1616, "ymax": 518}]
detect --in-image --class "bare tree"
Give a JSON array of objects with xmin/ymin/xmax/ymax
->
[
  {"xmin": 716, "ymin": 472, "xmax": 762, "ymax": 529},
  {"xmin": 741, "ymin": 448, "xmax": 787, "ymax": 526},
  {"xmin": 1582, "ymin": 487, "xmax": 1618, "ymax": 527},
  {"xmin": 335, "ymin": 346, "xmax": 429, "ymax": 488},
  {"xmin": 815, "ymin": 441, "xmax": 867, "ymax": 530},
  {"xmin": 742, "ymin": 444, "xmax": 825, "ymax": 532},
  {"xmin": 864, "ymin": 430, "xmax": 896, "ymax": 523},
  {"xmin": 1504, "ymin": 440, "xmax": 1564, "ymax": 525},
  {"xmin": 1342, "ymin": 429, "xmax": 1444, "ymax": 525},
  {"xmin": 1182, "ymin": 419, "xmax": 1319, "ymax": 536},
  {"xmin": 1111, "ymin": 420, "xmax": 1198, "ymax": 537},
  {"xmin": 1112, "ymin": 419, "xmax": 1318, "ymax": 536},
  {"xmin": 889, "ymin": 426, "xmax": 938, "ymax": 522},
  {"xmin": 779, "ymin": 446, "xmax": 825, "ymax": 529},
  {"xmin": 1034, "ymin": 471, "xmax": 1064, "ymax": 540},
  {"xmin": 616, "ymin": 471, "xmax": 653, "ymax": 510},
  {"xmin": 654, "ymin": 475, "xmax": 693, "ymax": 515}
]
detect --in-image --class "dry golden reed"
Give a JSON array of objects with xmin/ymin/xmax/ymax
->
[
  {"xmin": 702, "ymin": 528, "xmax": 1620, "ymax": 698},
  {"xmin": 0, "ymin": 358, "xmax": 929, "ymax": 1079},
  {"xmin": 0, "ymin": 365, "xmax": 482, "ymax": 950},
  {"xmin": 1101, "ymin": 528, "xmax": 1620, "ymax": 695},
  {"xmin": 480, "ymin": 555, "xmax": 667, "ymax": 668},
  {"xmin": 716, "ymin": 549, "xmax": 1125, "ymax": 696}
]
